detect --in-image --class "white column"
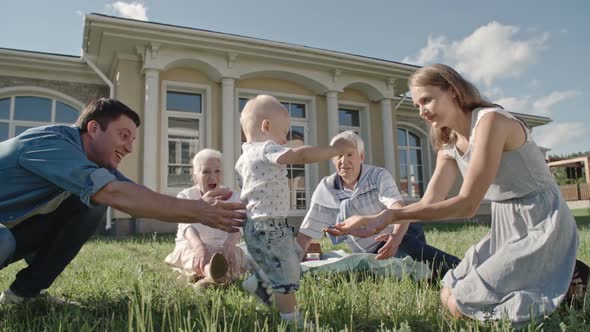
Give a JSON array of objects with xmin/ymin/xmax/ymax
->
[
  {"xmin": 143, "ymin": 68, "xmax": 159, "ymax": 190},
  {"xmin": 326, "ymin": 91, "xmax": 339, "ymax": 172},
  {"xmin": 326, "ymin": 91, "xmax": 339, "ymax": 141},
  {"xmin": 380, "ymin": 98, "xmax": 396, "ymax": 178},
  {"xmin": 221, "ymin": 77, "xmax": 236, "ymax": 188}
]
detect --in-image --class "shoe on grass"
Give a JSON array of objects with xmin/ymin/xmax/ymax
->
[
  {"xmin": 36, "ymin": 290, "xmax": 82, "ymax": 306},
  {"xmin": 0, "ymin": 289, "xmax": 81, "ymax": 307},
  {"xmin": 294, "ymin": 316, "xmax": 315, "ymax": 331},
  {"xmin": 0, "ymin": 289, "xmax": 26, "ymax": 305}
]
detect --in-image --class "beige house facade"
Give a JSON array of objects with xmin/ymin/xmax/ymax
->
[{"xmin": 0, "ymin": 14, "xmax": 552, "ymax": 234}]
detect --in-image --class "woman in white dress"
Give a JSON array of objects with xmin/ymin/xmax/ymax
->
[
  {"xmin": 326, "ymin": 64, "xmax": 580, "ymax": 325},
  {"xmin": 165, "ymin": 149, "xmax": 246, "ymax": 289}
]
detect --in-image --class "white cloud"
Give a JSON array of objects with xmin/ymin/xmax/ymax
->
[
  {"xmin": 532, "ymin": 90, "xmax": 581, "ymax": 116},
  {"xmin": 494, "ymin": 96, "xmax": 531, "ymax": 112},
  {"xmin": 76, "ymin": 10, "xmax": 85, "ymax": 23},
  {"xmin": 528, "ymin": 79, "xmax": 539, "ymax": 88},
  {"xmin": 493, "ymin": 89, "xmax": 580, "ymax": 115},
  {"xmin": 403, "ymin": 21, "xmax": 548, "ymax": 86},
  {"xmin": 106, "ymin": 1, "xmax": 148, "ymax": 21},
  {"xmin": 484, "ymin": 87, "xmax": 504, "ymax": 100},
  {"xmin": 533, "ymin": 122, "xmax": 590, "ymax": 152},
  {"xmin": 402, "ymin": 36, "xmax": 447, "ymax": 65}
]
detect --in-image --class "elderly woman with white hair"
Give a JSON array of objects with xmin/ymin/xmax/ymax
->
[{"xmin": 165, "ymin": 148, "xmax": 246, "ymax": 289}]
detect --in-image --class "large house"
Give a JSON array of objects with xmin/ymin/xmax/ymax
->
[{"xmin": 0, "ymin": 14, "xmax": 552, "ymax": 235}]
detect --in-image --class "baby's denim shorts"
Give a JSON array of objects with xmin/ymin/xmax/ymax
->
[{"xmin": 244, "ymin": 218, "xmax": 300, "ymax": 293}]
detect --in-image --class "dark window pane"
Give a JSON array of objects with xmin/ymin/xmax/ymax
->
[
  {"xmin": 290, "ymin": 103, "xmax": 306, "ymax": 118},
  {"xmin": 168, "ymin": 141, "xmax": 176, "ymax": 163},
  {"xmin": 239, "ymin": 98, "xmax": 249, "ymax": 112},
  {"xmin": 338, "ymin": 109, "xmax": 360, "ymax": 127},
  {"xmin": 14, "ymin": 97, "xmax": 51, "ymax": 122},
  {"xmin": 397, "ymin": 128, "xmax": 407, "ymax": 146},
  {"xmin": 399, "ymin": 164, "xmax": 407, "ymax": 178},
  {"xmin": 55, "ymin": 102, "xmax": 79, "ymax": 123},
  {"xmin": 410, "ymin": 149, "xmax": 422, "ymax": 165},
  {"xmin": 409, "ymin": 132, "xmax": 420, "ymax": 147},
  {"xmin": 167, "ymin": 91, "xmax": 201, "ymax": 113},
  {"xmin": 287, "ymin": 165, "xmax": 305, "ymax": 177},
  {"xmin": 0, "ymin": 123, "xmax": 8, "ymax": 141},
  {"xmin": 289, "ymin": 126, "xmax": 305, "ymax": 144},
  {"xmin": 417, "ymin": 166, "xmax": 424, "ymax": 182},
  {"xmin": 398, "ymin": 150, "xmax": 407, "ymax": 166},
  {"xmin": 0, "ymin": 98, "xmax": 9, "ymax": 119},
  {"xmin": 15, "ymin": 125, "xmax": 34, "ymax": 136},
  {"xmin": 296, "ymin": 191, "xmax": 306, "ymax": 210},
  {"xmin": 181, "ymin": 142, "xmax": 191, "ymax": 164},
  {"xmin": 281, "ymin": 102, "xmax": 289, "ymax": 110}
]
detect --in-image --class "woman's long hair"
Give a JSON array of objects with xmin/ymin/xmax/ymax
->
[{"xmin": 408, "ymin": 64, "xmax": 499, "ymax": 151}]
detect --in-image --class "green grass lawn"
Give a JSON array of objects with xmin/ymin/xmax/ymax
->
[{"xmin": 1, "ymin": 212, "xmax": 589, "ymax": 331}]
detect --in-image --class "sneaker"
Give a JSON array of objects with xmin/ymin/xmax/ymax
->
[
  {"xmin": 295, "ymin": 316, "xmax": 315, "ymax": 331},
  {"xmin": 282, "ymin": 313, "xmax": 315, "ymax": 331},
  {"xmin": 242, "ymin": 274, "xmax": 273, "ymax": 306},
  {"xmin": 209, "ymin": 252, "xmax": 229, "ymax": 282},
  {"xmin": 36, "ymin": 290, "xmax": 82, "ymax": 307},
  {"xmin": 0, "ymin": 289, "xmax": 26, "ymax": 305},
  {"xmin": 0, "ymin": 289, "xmax": 81, "ymax": 307}
]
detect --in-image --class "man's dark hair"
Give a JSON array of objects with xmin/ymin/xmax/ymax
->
[{"xmin": 76, "ymin": 98, "xmax": 141, "ymax": 133}]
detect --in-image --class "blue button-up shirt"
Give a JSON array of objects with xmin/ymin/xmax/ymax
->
[{"xmin": 0, "ymin": 124, "xmax": 130, "ymax": 227}]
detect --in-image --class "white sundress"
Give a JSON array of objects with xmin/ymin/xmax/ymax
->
[{"xmin": 442, "ymin": 107, "xmax": 579, "ymax": 324}]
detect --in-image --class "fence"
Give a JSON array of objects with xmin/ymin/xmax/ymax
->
[{"xmin": 559, "ymin": 183, "xmax": 590, "ymax": 201}]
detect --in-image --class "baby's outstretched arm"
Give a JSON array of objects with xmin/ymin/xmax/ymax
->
[{"xmin": 276, "ymin": 138, "xmax": 355, "ymax": 165}]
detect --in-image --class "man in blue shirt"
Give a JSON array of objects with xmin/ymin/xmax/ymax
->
[{"xmin": 0, "ymin": 98, "xmax": 245, "ymax": 304}]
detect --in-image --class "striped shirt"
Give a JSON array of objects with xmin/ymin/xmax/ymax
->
[{"xmin": 299, "ymin": 165, "xmax": 403, "ymax": 253}]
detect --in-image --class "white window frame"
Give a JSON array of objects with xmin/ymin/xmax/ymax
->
[
  {"xmin": 0, "ymin": 87, "xmax": 83, "ymax": 140},
  {"xmin": 397, "ymin": 122, "xmax": 433, "ymax": 181},
  {"xmin": 396, "ymin": 123, "xmax": 432, "ymax": 199},
  {"xmin": 286, "ymin": 119, "xmax": 309, "ymax": 212},
  {"xmin": 160, "ymin": 81, "xmax": 212, "ymax": 195},
  {"xmin": 338, "ymin": 101, "xmax": 371, "ymax": 164},
  {"xmin": 234, "ymin": 88, "xmax": 317, "ymax": 216}
]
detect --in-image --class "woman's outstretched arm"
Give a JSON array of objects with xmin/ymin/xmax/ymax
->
[{"xmin": 327, "ymin": 112, "xmax": 515, "ymax": 236}]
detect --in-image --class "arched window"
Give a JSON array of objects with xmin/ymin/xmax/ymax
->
[
  {"xmin": 398, "ymin": 128, "xmax": 424, "ymax": 198},
  {"xmin": 0, "ymin": 95, "xmax": 80, "ymax": 142}
]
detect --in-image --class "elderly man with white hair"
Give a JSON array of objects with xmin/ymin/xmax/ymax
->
[
  {"xmin": 296, "ymin": 131, "xmax": 460, "ymax": 278},
  {"xmin": 165, "ymin": 149, "xmax": 246, "ymax": 289}
]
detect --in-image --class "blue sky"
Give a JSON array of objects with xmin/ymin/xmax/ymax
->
[{"xmin": 2, "ymin": 0, "xmax": 588, "ymax": 155}]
